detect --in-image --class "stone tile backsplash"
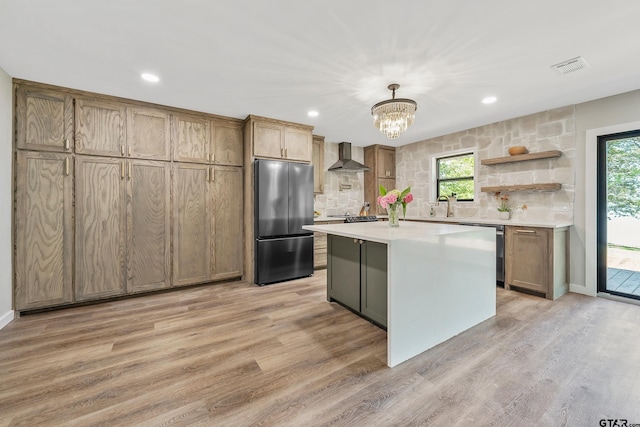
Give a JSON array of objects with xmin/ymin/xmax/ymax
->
[
  {"xmin": 313, "ymin": 142, "xmax": 365, "ymax": 216},
  {"xmin": 397, "ymin": 105, "xmax": 576, "ymax": 222}
]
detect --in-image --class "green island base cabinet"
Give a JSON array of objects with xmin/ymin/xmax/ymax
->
[{"xmin": 327, "ymin": 235, "xmax": 388, "ymax": 328}]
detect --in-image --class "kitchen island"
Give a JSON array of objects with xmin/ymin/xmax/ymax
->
[{"xmin": 303, "ymin": 221, "xmax": 496, "ymax": 367}]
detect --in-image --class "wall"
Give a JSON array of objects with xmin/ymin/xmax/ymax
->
[
  {"xmin": 397, "ymin": 106, "xmax": 576, "ymax": 223},
  {"xmin": 0, "ymin": 67, "xmax": 13, "ymax": 328},
  {"xmin": 313, "ymin": 142, "xmax": 365, "ymax": 216},
  {"xmin": 574, "ymin": 89, "xmax": 640, "ymax": 296}
]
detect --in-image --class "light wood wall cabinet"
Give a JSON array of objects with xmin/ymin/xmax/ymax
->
[
  {"xmin": 127, "ymin": 106, "xmax": 171, "ymax": 160},
  {"xmin": 312, "ymin": 135, "xmax": 325, "ymax": 194},
  {"xmin": 247, "ymin": 115, "xmax": 313, "ymax": 163},
  {"xmin": 505, "ymin": 226, "xmax": 568, "ymax": 300},
  {"xmin": 211, "ymin": 166, "xmax": 243, "ymax": 279},
  {"xmin": 13, "ymin": 80, "xmax": 244, "ymax": 312},
  {"xmin": 173, "ymin": 163, "xmax": 211, "ymax": 286},
  {"xmin": 15, "ymin": 86, "xmax": 74, "ymax": 153},
  {"xmin": 75, "ymin": 98, "xmax": 126, "ymax": 157},
  {"xmin": 14, "ymin": 151, "xmax": 73, "ymax": 310},
  {"xmin": 75, "ymin": 156, "xmax": 127, "ymax": 300},
  {"xmin": 173, "ymin": 164, "xmax": 244, "ymax": 286},
  {"xmin": 127, "ymin": 160, "xmax": 172, "ymax": 293},
  {"xmin": 212, "ymin": 122, "xmax": 243, "ymax": 166},
  {"xmin": 364, "ymin": 145, "xmax": 397, "ymax": 215}
]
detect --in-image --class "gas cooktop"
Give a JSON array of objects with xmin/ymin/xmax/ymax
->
[{"xmin": 344, "ymin": 216, "xmax": 378, "ymax": 223}]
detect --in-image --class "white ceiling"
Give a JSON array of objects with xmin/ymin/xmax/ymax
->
[{"xmin": 2, "ymin": 0, "xmax": 640, "ymax": 147}]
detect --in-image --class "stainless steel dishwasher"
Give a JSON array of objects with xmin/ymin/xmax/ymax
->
[{"xmin": 459, "ymin": 223, "xmax": 505, "ymax": 285}]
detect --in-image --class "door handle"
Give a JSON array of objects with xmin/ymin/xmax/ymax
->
[
  {"xmin": 64, "ymin": 139, "xmax": 70, "ymax": 150},
  {"xmin": 121, "ymin": 162, "xmax": 125, "ymax": 179},
  {"xmin": 515, "ymin": 229, "xmax": 536, "ymax": 234},
  {"xmin": 128, "ymin": 162, "xmax": 131, "ymax": 180},
  {"xmin": 64, "ymin": 158, "xmax": 69, "ymax": 176},
  {"xmin": 128, "ymin": 146, "xmax": 131, "ymax": 157}
]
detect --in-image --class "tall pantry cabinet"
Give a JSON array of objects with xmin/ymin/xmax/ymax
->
[{"xmin": 13, "ymin": 80, "xmax": 243, "ymax": 312}]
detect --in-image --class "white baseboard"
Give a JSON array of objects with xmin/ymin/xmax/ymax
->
[
  {"xmin": 570, "ymin": 283, "xmax": 596, "ymax": 297},
  {"xmin": 0, "ymin": 310, "xmax": 14, "ymax": 330}
]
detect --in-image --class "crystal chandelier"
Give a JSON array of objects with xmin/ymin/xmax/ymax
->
[{"xmin": 371, "ymin": 84, "xmax": 417, "ymax": 139}]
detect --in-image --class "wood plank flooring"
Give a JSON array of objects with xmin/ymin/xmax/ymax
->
[{"xmin": 2, "ymin": 270, "xmax": 640, "ymax": 426}]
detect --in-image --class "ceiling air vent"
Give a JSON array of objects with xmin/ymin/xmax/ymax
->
[{"xmin": 551, "ymin": 56, "xmax": 588, "ymax": 75}]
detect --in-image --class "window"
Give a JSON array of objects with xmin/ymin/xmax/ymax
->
[{"xmin": 436, "ymin": 153, "xmax": 475, "ymax": 201}]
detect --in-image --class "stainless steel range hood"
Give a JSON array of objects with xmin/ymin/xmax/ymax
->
[{"xmin": 327, "ymin": 142, "xmax": 370, "ymax": 172}]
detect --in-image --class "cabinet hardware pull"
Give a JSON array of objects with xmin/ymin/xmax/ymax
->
[
  {"xmin": 128, "ymin": 162, "xmax": 131, "ymax": 180},
  {"xmin": 353, "ymin": 238, "xmax": 358, "ymax": 243},
  {"xmin": 207, "ymin": 167, "xmax": 210, "ymax": 182},
  {"xmin": 121, "ymin": 145, "xmax": 125, "ymax": 156},
  {"xmin": 64, "ymin": 139, "xmax": 70, "ymax": 150},
  {"xmin": 121, "ymin": 162, "xmax": 125, "ymax": 179},
  {"xmin": 208, "ymin": 153, "xmax": 212, "ymax": 162},
  {"xmin": 128, "ymin": 146, "xmax": 131, "ymax": 157},
  {"xmin": 280, "ymin": 147, "xmax": 284, "ymax": 158},
  {"xmin": 515, "ymin": 229, "xmax": 536, "ymax": 234},
  {"xmin": 285, "ymin": 148, "xmax": 288, "ymax": 158},
  {"xmin": 64, "ymin": 158, "xmax": 69, "ymax": 176},
  {"xmin": 210, "ymin": 167, "xmax": 214, "ymax": 182}
]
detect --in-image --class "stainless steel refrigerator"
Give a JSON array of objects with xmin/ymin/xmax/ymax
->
[{"xmin": 254, "ymin": 159, "xmax": 314, "ymax": 285}]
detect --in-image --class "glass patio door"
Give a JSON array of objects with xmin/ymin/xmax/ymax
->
[{"xmin": 597, "ymin": 130, "xmax": 640, "ymax": 299}]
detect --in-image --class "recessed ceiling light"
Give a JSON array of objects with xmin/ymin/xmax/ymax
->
[
  {"xmin": 482, "ymin": 96, "xmax": 497, "ymax": 105},
  {"xmin": 307, "ymin": 110, "xmax": 319, "ymax": 117},
  {"xmin": 141, "ymin": 73, "xmax": 160, "ymax": 83}
]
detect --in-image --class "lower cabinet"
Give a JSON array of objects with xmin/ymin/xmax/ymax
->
[
  {"xmin": 313, "ymin": 220, "xmax": 343, "ymax": 269},
  {"xmin": 327, "ymin": 235, "xmax": 388, "ymax": 327},
  {"xmin": 173, "ymin": 164, "xmax": 243, "ymax": 286},
  {"xmin": 75, "ymin": 156, "xmax": 171, "ymax": 301},
  {"xmin": 15, "ymin": 151, "xmax": 74, "ymax": 310},
  {"xmin": 505, "ymin": 225, "xmax": 568, "ymax": 300}
]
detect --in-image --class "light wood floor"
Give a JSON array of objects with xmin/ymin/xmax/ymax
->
[{"xmin": 2, "ymin": 270, "xmax": 640, "ymax": 426}]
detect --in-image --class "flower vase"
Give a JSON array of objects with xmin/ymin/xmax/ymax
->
[
  {"xmin": 387, "ymin": 205, "xmax": 400, "ymax": 227},
  {"xmin": 499, "ymin": 211, "xmax": 510, "ymax": 220}
]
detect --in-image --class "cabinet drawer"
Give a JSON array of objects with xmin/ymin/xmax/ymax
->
[{"xmin": 314, "ymin": 233, "xmax": 327, "ymax": 250}]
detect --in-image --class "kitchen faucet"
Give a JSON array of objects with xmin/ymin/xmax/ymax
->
[{"xmin": 437, "ymin": 194, "xmax": 456, "ymax": 217}]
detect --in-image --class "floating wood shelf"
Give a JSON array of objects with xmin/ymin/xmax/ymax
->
[
  {"xmin": 481, "ymin": 150, "xmax": 562, "ymax": 166},
  {"xmin": 481, "ymin": 183, "xmax": 562, "ymax": 193}
]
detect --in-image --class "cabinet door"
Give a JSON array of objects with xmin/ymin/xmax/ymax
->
[
  {"xmin": 173, "ymin": 163, "xmax": 211, "ymax": 286},
  {"xmin": 15, "ymin": 152, "xmax": 73, "ymax": 310},
  {"xmin": 76, "ymin": 98, "xmax": 126, "ymax": 157},
  {"xmin": 312, "ymin": 136, "xmax": 324, "ymax": 193},
  {"xmin": 284, "ymin": 127, "xmax": 312, "ymax": 162},
  {"xmin": 253, "ymin": 121, "xmax": 284, "ymax": 159},
  {"xmin": 127, "ymin": 107, "xmax": 170, "ymax": 160},
  {"xmin": 361, "ymin": 241, "xmax": 388, "ymax": 327},
  {"xmin": 212, "ymin": 122, "xmax": 243, "ymax": 166},
  {"xmin": 127, "ymin": 160, "xmax": 171, "ymax": 293},
  {"xmin": 327, "ymin": 235, "xmax": 361, "ymax": 312},
  {"xmin": 75, "ymin": 156, "xmax": 127, "ymax": 300},
  {"xmin": 172, "ymin": 114, "xmax": 210, "ymax": 163},
  {"xmin": 377, "ymin": 148, "xmax": 396, "ymax": 178},
  {"xmin": 505, "ymin": 226, "xmax": 551, "ymax": 295},
  {"xmin": 15, "ymin": 86, "xmax": 74, "ymax": 152},
  {"xmin": 211, "ymin": 166, "xmax": 243, "ymax": 280}
]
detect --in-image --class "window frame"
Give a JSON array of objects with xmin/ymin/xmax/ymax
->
[{"xmin": 432, "ymin": 150, "xmax": 477, "ymax": 202}]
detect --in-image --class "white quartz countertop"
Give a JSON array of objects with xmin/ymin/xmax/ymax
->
[
  {"xmin": 380, "ymin": 215, "xmax": 572, "ymax": 229},
  {"xmin": 303, "ymin": 221, "xmax": 485, "ymax": 244}
]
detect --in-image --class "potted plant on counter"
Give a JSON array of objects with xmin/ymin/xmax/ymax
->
[{"xmin": 496, "ymin": 192, "xmax": 511, "ymax": 220}]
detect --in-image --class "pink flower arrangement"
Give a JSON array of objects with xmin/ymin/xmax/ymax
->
[{"xmin": 377, "ymin": 185, "xmax": 414, "ymax": 216}]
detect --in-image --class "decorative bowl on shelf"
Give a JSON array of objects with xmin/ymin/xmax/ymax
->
[{"xmin": 508, "ymin": 146, "xmax": 528, "ymax": 156}]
